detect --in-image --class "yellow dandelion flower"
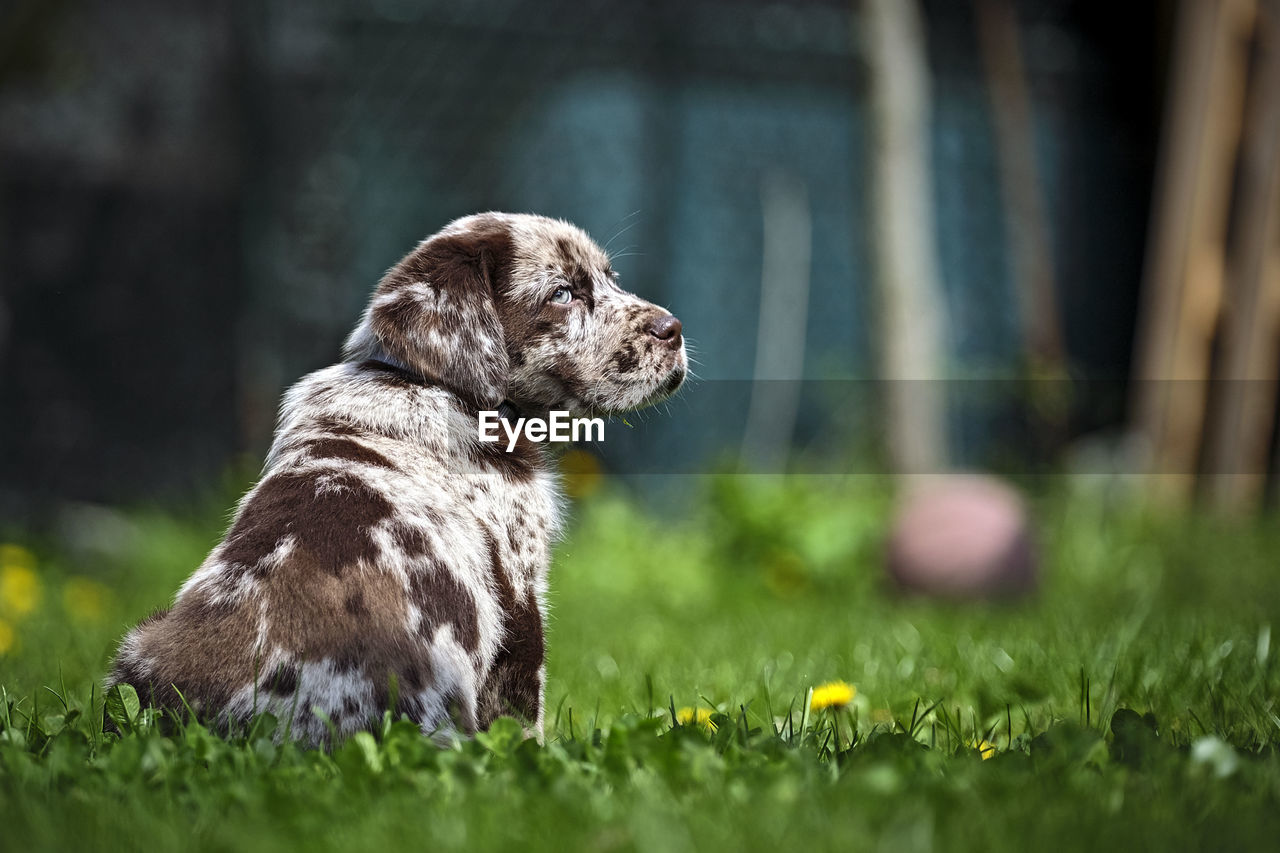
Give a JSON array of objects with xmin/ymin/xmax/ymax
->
[
  {"xmin": 970, "ymin": 739, "xmax": 997, "ymax": 760},
  {"xmin": 764, "ymin": 552, "xmax": 809, "ymax": 597},
  {"xmin": 1, "ymin": 543, "xmax": 40, "ymax": 616},
  {"xmin": 1, "ymin": 562, "xmax": 41, "ymax": 616},
  {"xmin": 0, "ymin": 618, "xmax": 13, "ymax": 655},
  {"xmin": 63, "ymin": 576, "xmax": 111, "ymax": 623},
  {"xmin": 561, "ymin": 449, "xmax": 604, "ymax": 499},
  {"xmin": 0, "ymin": 544, "xmax": 36, "ymax": 570},
  {"xmin": 810, "ymin": 681, "xmax": 856, "ymax": 711},
  {"xmin": 675, "ymin": 707, "xmax": 717, "ymax": 731}
]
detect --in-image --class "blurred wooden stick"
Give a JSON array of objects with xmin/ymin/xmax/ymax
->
[
  {"xmin": 1131, "ymin": 0, "xmax": 1256, "ymax": 501},
  {"xmin": 861, "ymin": 0, "xmax": 949, "ymax": 475},
  {"xmin": 1204, "ymin": 5, "xmax": 1280, "ymax": 510},
  {"xmin": 974, "ymin": 0, "xmax": 1064, "ymax": 372},
  {"xmin": 741, "ymin": 171, "xmax": 812, "ymax": 473}
]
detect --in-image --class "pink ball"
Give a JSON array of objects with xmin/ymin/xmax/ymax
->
[{"xmin": 886, "ymin": 475, "xmax": 1038, "ymax": 599}]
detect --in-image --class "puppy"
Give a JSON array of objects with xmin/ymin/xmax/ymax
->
[{"xmin": 107, "ymin": 212, "xmax": 686, "ymax": 744}]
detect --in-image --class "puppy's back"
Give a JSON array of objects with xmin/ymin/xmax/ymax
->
[{"xmin": 108, "ymin": 366, "xmax": 495, "ymax": 741}]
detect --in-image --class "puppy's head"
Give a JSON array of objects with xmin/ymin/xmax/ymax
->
[{"xmin": 345, "ymin": 213, "xmax": 687, "ymax": 416}]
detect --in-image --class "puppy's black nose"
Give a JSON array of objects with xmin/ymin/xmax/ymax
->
[{"xmin": 648, "ymin": 314, "xmax": 682, "ymax": 343}]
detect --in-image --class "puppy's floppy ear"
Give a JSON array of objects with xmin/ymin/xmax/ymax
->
[{"xmin": 345, "ymin": 217, "xmax": 513, "ymax": 408}]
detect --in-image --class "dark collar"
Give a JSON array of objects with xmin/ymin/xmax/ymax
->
[
  {"xmin": 358, "ymin": 355, "xmax": 424, "ymax": 385},
  {"xmin": 359, "ymin": 357, "xmax": 523, "ymax": 421}
]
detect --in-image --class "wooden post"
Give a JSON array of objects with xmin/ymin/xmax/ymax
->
[
  {"xmin": 741, "ymin": 171, "xmax": 812, "ymax": 472},
  {"xmin": 974, "ymin": 0, "xmax": 1064, "ymax": 371},
  {"xmin": 1130, "ymin": 0, "xmax": 1256, "ymax": 501},
  {"xmin": 1205, "ymin": 7, "xmax": 1280, "ymax": 510},
  {"xmin": 860, "ymin": 0, "xmax": 949, "ymax": 475}
]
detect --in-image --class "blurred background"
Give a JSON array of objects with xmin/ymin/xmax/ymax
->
[
  {"xmin": 0, "ymin": 0, "xmax": 1277, "ymax": 521},
  {"xmin": 3, "ymin": 2, "xmax": 1280, "ymax": 794},
  {"xmin": 5, "ymin": 9, "xmax": 1280, "ymax": 846}
]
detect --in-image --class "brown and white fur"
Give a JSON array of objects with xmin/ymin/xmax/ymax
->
[{"xmin": 107, "ymin": 212, "xmax": 686, "ymax": 745}]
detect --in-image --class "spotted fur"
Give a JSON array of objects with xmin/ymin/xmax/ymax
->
[{"xmin": 107, "ymin": 213, "xmax": 687, "ymax": 745}]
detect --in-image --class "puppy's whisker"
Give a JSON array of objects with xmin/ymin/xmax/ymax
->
[{"xmin": 602, "ymin": 211, "xmax": 643, "ymax": 252}]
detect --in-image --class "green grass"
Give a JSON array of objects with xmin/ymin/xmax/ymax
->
[{"xmin": 3, "ymin": 474, "xmax": 1280, "ymax": 851}]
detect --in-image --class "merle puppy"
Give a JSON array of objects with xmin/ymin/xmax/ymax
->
[{"xmin": 108, "ymin": 213, "xmax": 687, "ymax": 744}]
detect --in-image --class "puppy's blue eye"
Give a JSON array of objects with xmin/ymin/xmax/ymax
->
[{"xmin": 549, "ymin": 287, "xmax": 573, "ymax": 305}]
